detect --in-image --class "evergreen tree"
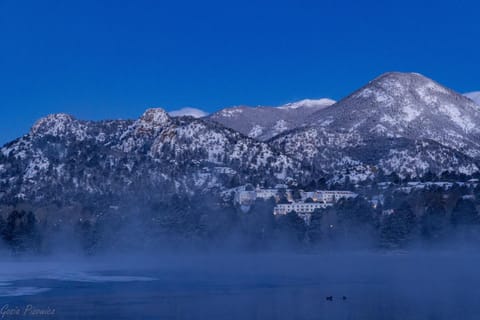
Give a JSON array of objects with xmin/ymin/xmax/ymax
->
[
  {"xmin": 0, "ymin": 216, "xmax": 5, "ymax": 246},
  {"xmin": 380, "ymin": 202, "xmax": 416, "ymax": 248},
  {"xmin": 275, "ymin": 211, "xmax": 306, "ymax": 246},
  {"xmin": 337, "ymin": 196, "xmax": 376, "ymax": 227},
  {"xmin": 2, "ymin": 210, "xmax": 40, "ymax": 252},
  {"xmin": 239, "ymin": 198, "xmax": 276, "ymax": 248},
  {"xmin": 451, "ymin": 198, "xmax": 479, "ymax": 226},
  {"xmin": 421, "ymin": 199, "xmax": 447, "ymax": 241},
  {"xmin": 74, "ymin": 219, "xmax": 98, "ymax": 254},
  {"xmin": 305, "ymin": 209, "xmax": 323, "ymax": 246}
]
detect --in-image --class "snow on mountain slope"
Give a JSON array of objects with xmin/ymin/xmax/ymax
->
[
  {"xmin": 208, "ymin": 98, "xmax": 335, "ymax": 141},
  {"xmin": 278, "ymin": 98, "xmax": 335, "ymax": 110},
  {"xmin": 169, "ymin": 107, "xmax": 208, "ymax": 118},
  {"xmin": 1, "ymin": 72, "xmax": 479, "ymax": 205},
  {"xmin": 309, "ymin": 72, "xmax": 480, "ymax": 155},
  {"xmin": 465, "ymin": 92, "xmax": 480, "ymax": 106},
  {"xmin": 271, "ymin": 72, "xmax": 480, "ymax": 180},
  {"xmin": 0, "ymin": 109, "xmax": 300, "ymax": 206}
]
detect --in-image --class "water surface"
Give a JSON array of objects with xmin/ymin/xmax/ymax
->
[{"xmin": 1, "ymin": 252, "xmax": 478, "ymax": 319}]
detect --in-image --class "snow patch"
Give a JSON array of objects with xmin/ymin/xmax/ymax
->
[
  {"xmin": 217, "ymin": 107, "xmax": 244, "ymax": 118},
  {"xmin": 249, "ymin": 125, "xmax": 264, "ymax": 138},
  {"xmin": 402, "ymin": 104, "xmax": 421, "ymax": 122},
  {"xmin": 169, "ymin": 107, "xmax": 208, "ymax": 118},
  {"xmin": 278, "ymin": 98, "xmax": 335, "ymax": 110},
  {"xmin": 273, "ymin": 120, "xmax": 288, "ymax": 134}
]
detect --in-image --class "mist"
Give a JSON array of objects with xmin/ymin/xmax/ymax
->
[{"xmin": 2, "ymin": 189, "xmax": 480, "ymax": 319}]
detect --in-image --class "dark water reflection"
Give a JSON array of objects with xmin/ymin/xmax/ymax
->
[{"xmin": 1, "ymin": 252, "xmax": 479, "ymax": 319}]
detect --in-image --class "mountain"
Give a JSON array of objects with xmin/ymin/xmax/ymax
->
[
  {"xmin": 208, "ymin": 98, "xmax": 335, "ymax": 141},
  {"xmin": 465, "ymin": 92, "xmax": 480, "ymax": 106},
  {"xmin": 169, "ymin": 107, "xmax": 208, "ymax": 118},
  {"xmin": 0, "ymin": 109, "xmax": 299, "ymax": 207},
  {"xmin": 270, "ymin": 72, "xmax": 480, "ymax": 181},
  {"xmin": 1, "ymin": 72, "xmax": 479, "ymax": 208}
]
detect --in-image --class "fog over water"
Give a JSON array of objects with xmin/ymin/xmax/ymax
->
[{"xmin": 1, "ymin": 250, "xmax": 480, "ymax": 320}]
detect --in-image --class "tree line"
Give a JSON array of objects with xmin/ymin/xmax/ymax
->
[{"xmin": 1, "ymin": 183, "xmax": 480, "ymax": 254}]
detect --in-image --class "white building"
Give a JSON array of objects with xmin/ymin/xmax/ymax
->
[
  {"xmin": 300, "ymin": 190, "xmax": 357, "ymax": 203},
  {"xmin": 273, "ymin": 202, "xmax": 332, "ymax": 215},
  {"xmin": 234, "ymin": 190, "xmax": 257, "ymax": 205},
  {"xmin": 255, "ymin": 188, "xmax": 279, "ymax": 200},
  {"xmin": 235, "ymin": 185, "xmax": 356, "ymax": 210},
  {"xmin": 235, "ymin": 186, "xmax": 294, "ymax": 205}
]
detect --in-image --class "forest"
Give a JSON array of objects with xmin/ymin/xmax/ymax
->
[{"xmin": 1, "ymin": 183, "xmax": 480, "ymax": 255}]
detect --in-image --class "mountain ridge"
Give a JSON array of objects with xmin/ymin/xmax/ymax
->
[
  {"xmin": 269, "ymin": 72, "xmax": 480, "ymax": 181},
  {"xmin": 0, "ymin": 108, "xmax": 300, "ymax": 206},
  {"xmin": 1, "ymin": 72, "xmax": 480, "ymax": 208},
  {"xmin": 208, "ymin": 98, "xmax": 335, "ymax": 140}
]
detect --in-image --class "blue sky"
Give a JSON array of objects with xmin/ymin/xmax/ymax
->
[{"xmin": 1, "ymin": 0, "xmax": 479, "ymax": 144}]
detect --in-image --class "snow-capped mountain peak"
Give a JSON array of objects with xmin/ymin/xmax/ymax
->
[
  {"xmin": 352, "ymin": 72, "xmax": 450, "ymax": 105},
  {"xmin": 334, "ymin": 72, "xmax": 480, "ymax": 133},
  {"xmin": 278, "ymin": 98, "xmax": 335, "ymax": 110},
  {"xmin": 169, "ymin": 107, "xmax": 208, "ymax": 118},
  {"xmin": 134, "ymin": 108, "xmax": 171, "ymax": 132},
  {"xmin": 140, "ymin": 108, "xmax": 170, "ymax": 124},
  {"xmin": 0, "ymin": 109, "xmax": 299, "ymax": 205},
  {"xmin": 209, "ymin": 98, "xmax": 335, "ymax": 141},
  {"xmin": 2, "ymin": 71, "xmax": 480, "ymax": 209},
  {"xmin": 31, "ymin": 113, "xmax": 76, "ymax": 134},
  {"xmin": 271, "ymin": 72, "xmax": 480, "ymax": 181},
  {"xmin": 29, "ymin": 113, "xmax": 89, "ymax": 140}
]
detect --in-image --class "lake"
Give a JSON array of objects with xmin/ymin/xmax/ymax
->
[{"xmin": 1, "ymin": 251, "xmax": 479, "ymax": 319}]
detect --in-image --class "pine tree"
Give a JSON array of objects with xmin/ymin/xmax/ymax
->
[
  {"xmin": 380, "ymin": 202, "xmax": 416, "ymax": 248},
  {"xmin": 305, "ymin": 209, "xmax": 323, "ymax": 245},
  {"xmin": 421, "ymin": 199, "xmax": 447, "ymax": 241},
  {"xmin": 2, "ymin": 210, "xmax": 40, "ymax": 252},
  {"xmin": 451, "ymin": 198, "xmax": 479, "ymax": 226}
]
